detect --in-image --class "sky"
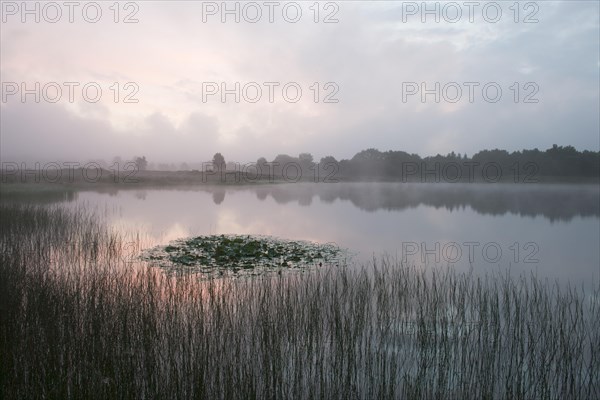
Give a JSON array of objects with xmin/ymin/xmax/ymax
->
[{"xmin": 1, "ymin": 0, "xmax": 599, "ymax": 165}]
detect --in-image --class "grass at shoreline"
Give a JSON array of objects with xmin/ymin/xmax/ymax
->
[{"xmin": 1, "ymin": 204, "xmax": 599, "ymax": 399}]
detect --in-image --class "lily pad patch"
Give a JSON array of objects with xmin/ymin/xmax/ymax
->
[{"xmin": 140, "ymin": 234, "xmax": 347, "ymax": 276}]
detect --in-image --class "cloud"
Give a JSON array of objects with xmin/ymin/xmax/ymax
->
[
  {"xmin": 0, "ymin": 101, "xmax": 219, "ymax": 163},
  {"xmin": 1, "ymin": 1, "xmax": 598, "ymax": 163}
]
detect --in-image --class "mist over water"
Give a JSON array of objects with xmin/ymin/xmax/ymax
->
[
  {"xmin": 2, "ymin": 1, "xmax": 599, "ymax": 397},
  {"xmin": 8, "ymin": 182, "xmax": 597, "ymax": 285}
]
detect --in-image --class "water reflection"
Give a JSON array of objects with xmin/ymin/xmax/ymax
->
[
  {"xmin": 212, "ymin": 189, "xmax": 225, "ymax": 205},
  {"xmin": 2, "ymin": 182, "xmax": 598, "ymax": 285},
  {"xmin": 5, "ymin": 182, "xmax": 596, "ymax": 222},
  {"xmin": 249, "ymin": 183, "xmax": 599, "ymax": 222}
]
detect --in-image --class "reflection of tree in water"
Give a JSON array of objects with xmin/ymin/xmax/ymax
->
[
  {"xmin": 298, "ymin": 195, "xmax": 313, "ymax": 206},
  {"xmin": 272, "ymin": 189, "xmax": 313, "ymax": 206},
  {"xmin": 246, "ymin": 183, "xmax": 600, "ymax": 222},
  {"xmin": 256, "ymin": 188, "xmax": 268, "ymax": 201},
  {"xmin": 134, "ymin": 191, "xmax": 147, "ymax": 200},
  {"xmin": 212, "ymin": 190, "xmax": 225, "ymax": 205},
  {"xmin": 10, "ymin": 182, "xmax": 597, "ymax": 223}
]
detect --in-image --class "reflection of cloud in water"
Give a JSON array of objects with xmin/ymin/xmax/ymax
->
[
  {"xmin": 107, "ymin": 219, "xmax": 192, "ymax": 248},
  {"xmin": 6, "ymin": 182, "xmax": 598, "ymax": 223},
  {"xmin": 214, "ymin": 205, "xmax": 325, "ymax": 245},
  {"xmin": 4, "ymin": 182, "xmax": 598, "ymax": 285},
  {"xmin": 162, "ymin": 223, "xmax": 191, "ymax": 244},
  {"xmin": 216, "ymin": 209, "xmax": 247, "ymax": 235}
]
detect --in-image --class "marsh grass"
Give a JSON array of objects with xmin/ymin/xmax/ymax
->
[{"xmin": 1, "ymin": 204, "xmax": 598, "ymax": 399}]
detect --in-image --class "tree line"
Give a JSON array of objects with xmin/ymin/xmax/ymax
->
[
  {"xmin": 124, "ymin": 145, "xmax": 598, "ymax": 182},
  {"xmin": 207, "ymin": 145, "xmax": 599, "ymax": 182}
]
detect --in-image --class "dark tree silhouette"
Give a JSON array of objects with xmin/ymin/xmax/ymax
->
[
  {"xmin": 332, "ymin": 146, "xmax": 599, "ymax": 181},
  {"xmin": 134, "ymin": 156, "xmax": 148, "ymax": 171},
  {"xmin": 257, "ymin": 157, "xmax": 268, "ymax": 166},
  {"xmin": 299, "ymin": 153, "xmax": 314, "ymax": 165},
  {"xmin": 256, "ymin": 157, "xmax": 268, "ymax": 177},
  {"xmin": 212, "ymin": 153, "xmax": 225, "ymax": 172},
  {"xmin": 253, "ymin": 146, "xmax": 598, "ymax": 182}
]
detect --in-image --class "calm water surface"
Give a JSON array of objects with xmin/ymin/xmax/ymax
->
[{"xmin": 12, "ymin": 182, "xmax": 600, "ymax": 285}]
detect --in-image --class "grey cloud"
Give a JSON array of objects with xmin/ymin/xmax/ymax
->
[{"xmin": 1, "ymin": 1, "xmax": 598, "ymax": 164}]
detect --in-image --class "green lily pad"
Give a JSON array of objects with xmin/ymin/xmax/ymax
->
[{"xmin": 140, "ymin": 234, "xmax": 348, "ymax": 276}]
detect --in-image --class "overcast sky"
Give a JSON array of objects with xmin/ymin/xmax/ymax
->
[{"xmin": 1, "ymin": 1, "xmax": 599, "ymax": 164}]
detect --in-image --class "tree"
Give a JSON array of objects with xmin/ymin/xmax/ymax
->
[
  {"xmin": 351, "ymin": 148, "xmax": 384, "ymax": 162},
  {"xmin": 319, "ymin": 156, "xmax": 339, "ymax": 180},
  {"xmin": 212, "ymin": 153, "xmax": 225, "ymax": 172},
  {"xmin": 320, "ymin": 156, "xmax": 337, "ymax": 165},
  {"xmin": 351, "ymin": 149, "xmax": 385, "ymax": 177},
  {"xmin": 134, "ymin": 156, "xmax": 148, "ymax": 171},
  {"xmin": 274, "ymin": 154, "xmax": 297, "ymax": 164},
  {"xmin": 299, "ymin": 153, "xmax": 314, "ymax": 165},
  {"xmin": 299, "ymin": 153, "xmax": 314, "ymax": 173},
  {"xmin": 256, "ymin": 157, "xmax": 268, "ymax": 177},
  {"xmin": 273, "ymin": 154, "xmax": 299, "ymax": 169}
]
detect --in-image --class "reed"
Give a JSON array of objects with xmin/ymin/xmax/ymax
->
[{"xmin": 1, "ymin": 204, "xmax": 598, "ymax": 399}]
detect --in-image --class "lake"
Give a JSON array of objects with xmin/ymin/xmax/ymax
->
[
  {"xmin": 3, "ymin": 181, "xmax": 600, "ymax": 399},
  {"xmin": 11, "ymin": 181, "xmax": 598, "ymax": 286}
]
